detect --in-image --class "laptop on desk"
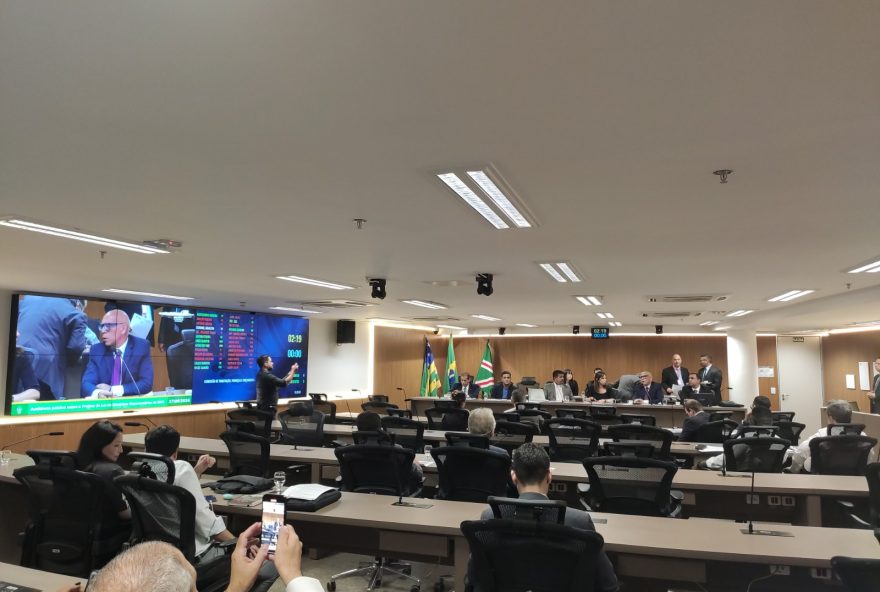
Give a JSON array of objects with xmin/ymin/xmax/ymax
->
[{"xmin": 527, "ymin": 388, "xmax": 546, "ymax": 402}]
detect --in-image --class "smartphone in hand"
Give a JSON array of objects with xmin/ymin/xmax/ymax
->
[{"xmin": 260, "ymin": 494, "xmax": 286, "ymax": 554}]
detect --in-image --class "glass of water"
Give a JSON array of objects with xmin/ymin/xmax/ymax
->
[
  {"xmin": 423, "ymin": 444, "xmax": 433, "ymax": 460},
  {"xmin": 0, "ymin": 450, "xmax": 11, "ymax": 466},
  {"xmin": 273, "ymin": 471, "xmax": 286, "ymax": 493}
]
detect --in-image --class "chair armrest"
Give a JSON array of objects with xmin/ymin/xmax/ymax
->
[{"xmin": 670, "ymin": 489, "xmax": 684, "ymax": 502}]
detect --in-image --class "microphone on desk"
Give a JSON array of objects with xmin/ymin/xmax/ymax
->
[
  {"xmin": 1, "ymin": 431, "xmax": 64, "ymax": 450},
  {"xmin": 124, "ymin": 422, "xmax": 152, "ymax": 431}
]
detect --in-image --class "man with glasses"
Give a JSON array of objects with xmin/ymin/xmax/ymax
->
[
  {"xmin": 633, "ymin": 371, "xmax": 664, "ymax": 405},
  {"xmin": 81, "ymin": 309, "xmax": 153, "ymax": 397}
]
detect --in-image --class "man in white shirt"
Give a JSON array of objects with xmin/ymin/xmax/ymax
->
[
  {"xmin": 543, "ymin": 369, "xmax": 573, "ymax": 402},
  {"xmin": 789, "ymin": 400, "xmax": 873, "ymax": 473}
]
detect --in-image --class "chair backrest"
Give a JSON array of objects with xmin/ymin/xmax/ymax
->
[
  {"xmin": 487, "ymin": 496, "xmax": 566, "ymax": 524},
  {"xmin": 736, "ymin": 425, "xmax": 779, "ymax": 439},
  {"xmin": 128, "ymin": 452, "xmax": 176, "ymax": 484},
  {"xmin": 310, "ymin": 399, "xmax": 337, "ymax": 423},
  {"xmin": 618, "ymin": 413, "xmax": 657, "ymax": 426},
  {"xmin": 827, "ymin": 423, "xmax": 866, "ymax": 436},
  {"xmin": 225, "ymin": 407, "xmax": 274, "ymax": 439},
  {"xmin": 361, "ymin": 401, "xmax": 399, "ymax": 415},
  {"xmin": 387, "ymin": 407, "xmax": 413, "ymax": 419},
  {"xmin": 446, "ymin": 432, "xmax": 491, "ymax": 449},
  {"xmin": 494, "ymin": 411, "xmax": 520, "ymax": 423},
  {"xmin": 515, "ymin": 402, "xmax": 542, "ymax": 410},
  {"xmin": 434, "ymin": 399, "xmax": 459, "ymax": 409},
  {"xmin": 831, "ymin": 556, "xmax": 880, "ymax": 592},
  {"xmin": 277, "ymin": 408, "xmax": 325, "ymax": 447},
  {"xmin": 581, "ymin": 456, "xmax": 678, "ymax": 517},
  {"xmin": 425, "ymin": 407, "xmax": 469, "ymax": 431},
  {"xmin": 773, "ymin": 421, "xmax": 806, "ymax": 446},
  {"xmin": 691, "ymin": 419, "xmax": 738, "ymax": 444},
  {"xmin": 555, "ymin": 408, "xmax": 589, "ymax": 420},
  {"xmin": 772, "ymin": 411, "xmax": 796, "ymax": 423},
  {"xmin": 335, "ymin": 444, "xmax": 416, "ymax": 496},
  {"xmin": 491, "ymin": 420, "xmax": 536, "ymax": 455},
  {"xmin": 607, "ymin": 424, "xmax": 673, "ymax": 459},
  {"xmin": 369, "ymin": 394, "xmax": 390, "ymax": 403},
  {"xmin": 461, "ymin": 518, "xmax": 604, "ymax": 592},
  {"xmin": 809, "ymin": 435, "xmax": 878, "ymax": 476},
  {"xmin": 708, "ymin": 411, "xmax": 733, "ymax": 423},
  {"xmin": 309, "ymin": 392, "xmax": 328, "ymax": 403},
  {"xmin": 722, "ymin": 437, "xmax": 790, "ymax": 473},
  {"xmin": 866, "ymin": 462, "xmax": 880, "ymax": 528},
  {"xmin": 381, "ymin": 415, "xmax": 425, "ymax": 453},
  {"xmin": 219, "ymin": 430, "xmax": 270, "ymax": 477},
  {"xmin": 26, "ymin": 449, "xmax": 78, "ymax": 468},
  {"xmin": 351, "ymin": 430, "xmax": 395, "ymax": 446},
  {"xmin": 431, "ymin": 446, "xmax": 512, "ymax": 503},
  {"xmin": 114, "ymin": 473, "xmax": 197, "ymax": 562},
  {"xmin": 602, "ymin": 441, "xmax": 657, "ymax": 459},
  {"xmin": 589, "ymin": 406, "xmax": 617, "ymax": 417},
  {"xmin": 546, "ymin": 418, "xmax": 601, "ymax": 462},
  {"xmin": 14, "ymin": 464, "xmax": 124, "ymax": 576},
  {"xmin": 693, "ymin": 393, "xmax": 717, "ymax": 407}
]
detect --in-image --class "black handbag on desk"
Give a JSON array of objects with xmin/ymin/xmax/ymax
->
[
  {"xmin": 207, "ymin": 475, "xmax": 274, "ymax": 494},
  {"xmin": 286, "ymin": 488, "xmax": 341, "ymax": 512}
]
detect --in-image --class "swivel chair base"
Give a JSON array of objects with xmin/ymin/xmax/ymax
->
[{"xmin": 328, "ymin": 556, "xmax": 420, "ymax": 591}]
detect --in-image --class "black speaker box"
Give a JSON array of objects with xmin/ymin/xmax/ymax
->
[{"xmin": 336, "ymin": 320, "xmax": 356, "ymax": 344}]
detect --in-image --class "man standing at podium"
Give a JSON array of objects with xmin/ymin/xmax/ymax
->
[
  {"xmin": 255, "ymin": 354, "xmax": 299, "ymax": 412},
  {"xmin": 82, "ymin": 309, "xmax": 153, "ymax": 397}
]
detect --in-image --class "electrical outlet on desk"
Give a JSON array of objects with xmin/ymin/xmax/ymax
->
[{"xmin": 770, "ymin": 565, "xmax": 790, "ymax": 576}]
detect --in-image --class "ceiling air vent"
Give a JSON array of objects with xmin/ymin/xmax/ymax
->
[
  {"xmin": 647, "ymin": 295, "xmax": 726, "ymax": 303},
  {"xmin": 409, "ymin": 316, "xmax": 462, "ymax": 322},
  {"xmin": 642, "ymin": 311, "xmax": 703, "ymax": 318},
  {"xmin": 298, "ymin": 300, "xmax": 374, "ymax": 309}
]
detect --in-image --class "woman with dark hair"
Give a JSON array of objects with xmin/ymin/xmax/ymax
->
[
  {"xmin": 585, "ymin": 371, "xmax": 618, "ymax": 403},
  {"xmin": 563, "ymin": 369, "xmax": 580, "ymax": 400},
  {"xmin": 77, "ymin": 420, "xmax": 131, "ymax": 522}
]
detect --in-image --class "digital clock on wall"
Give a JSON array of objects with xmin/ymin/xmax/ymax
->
[{"xmin": 591, "ymin": 327, "xmax": 609, "ymax": 339}]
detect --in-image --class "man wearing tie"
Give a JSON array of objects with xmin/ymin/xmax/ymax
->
[
  {"xmin": 660, "ymin": 354, "xmax": 689, "ymax": 398},
  {"xmin": 452, "ymin": 372, "xmax": 481, "ymax": 398},
  {"xmin": 870, "ymin": 357, "xmax": 880, "ymax": 414},
  {"xmin": 82, "ymin": 309, "xmax": 153, "ymax": 397},
  {"xmin": 697, "ymin": 354, "xmax": 723, "ymax": 404}
]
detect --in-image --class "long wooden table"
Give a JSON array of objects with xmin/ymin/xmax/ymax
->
[
  {"xmin": 0, "ymin": 562, "xmax": 81, "ymax": 591},
  {"xmin": 210, "ymin": 489, "xmax": 880, "ymax": 591},
  {"xmin": 123, "ymin": 434, "xmax": 869, "ymax": 526}
]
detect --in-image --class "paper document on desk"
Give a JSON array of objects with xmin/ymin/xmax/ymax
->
[
  {"xmin": 283, "ymin": 483, "xmax": 336, "ymax": 501},
  {"xmin": 696, "ymin": 445, "xmax": 724, "ymax": 453}
]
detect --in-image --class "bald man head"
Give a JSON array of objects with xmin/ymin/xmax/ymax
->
[
  {"xmin": 88, "ymin": 541, "xmax": 196, "ymax": 592},
  {"xmin": 99, "ymin": 309, "xmax": 131, "ymax": 349}
]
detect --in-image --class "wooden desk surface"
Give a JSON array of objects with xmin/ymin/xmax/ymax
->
[
  {"xmin": 124, "ymin": 433, "xmax": 869, "ymax": 498},
  {"xmin": 0, "ymin": 453, "xmax": 33, "ymax": 484},
  {"xmin": 0, "ymin": 561, "xmax": 81, "ymax": 590}
]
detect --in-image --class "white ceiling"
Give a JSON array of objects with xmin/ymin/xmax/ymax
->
[{"xmin": 1, "ymin": 1, "xmax": 879, "ymax": 334}]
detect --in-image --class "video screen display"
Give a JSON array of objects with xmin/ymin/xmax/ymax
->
[{"xmin": 5, "ymin": 293, "xmax": 309, "ymax": 416}]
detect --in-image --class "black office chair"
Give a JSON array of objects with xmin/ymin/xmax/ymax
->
[
  {"xmin": 492, "ymin": 421, "xmax": 536, "ymax": 455},
  {"xmin": 515, "ymin": 402, "xmax": 542, "ymax": 411},
  {"xmin": 431, "ymin": 446, "xmax": 511, "ymax": 503},
  {"xmin": 546, "ymin": 418, "xmax": 601, "ymax": 462},
  {"xmin": 736, "ymin": 425, "xmax": 779, "ymax": 438},
  {"xmin": 361, "ymin": 400, "xmax": 399, "ymax": 415},
  {"xmin": 434, "ymin": 399, "xmax": 460, "ymax": 409},
  {"xmin": 14, "ymin": 464, "xmax": 129, "ymax": 577},
  {"xmin": 586, "ymin": 407, "xmax": 624, "ymax": 427},
  {"xmin": 461, "ymin": 519, "xmax": 605, "ymax": 592},
  {"xmin": 425, "ymin": 407, "xmax": 469, "ymax": 431},
  {"xmin": 332, "ymin": 444, "xmax": 422, "ymax": 591},
  {"xmin": 369, "ymin": 394, "xmax": 390, "ymax": 403},
  {"xmin": 607, "ymin": 424, "xmax": 673, "ymax": 459},
  {"xmin": 722, "ymin": 437, "xmax": 790, "ymax": 473},
  {"xmin": 837, "ymin": 463, "xmax": 880, "ymax": 529},
  {"xmin": 26, "ymin": 449, "xmax": 79, "ymax": 468},
  {"xmin": 351, "ymin": 429, "xmax": 396, "ymax": 446},
  {"xmin": 602, "ymin": 441, "xmax": 658, "ymax": 458},
  {"xmin": 445, "ymin": 432, "xmax": 492, "ymax": 449},
  {"xmin": 618, "ymin": 413, "xmax": 657, "ymax": 426},
  {"xmin": 809, "ymin": 435, "xmax": 878, "ymax": 476},
  {"xmin": 773, "ymin": 421, "xmax": 806, "ymax": 446},
  {"xmin": 772, "ymin": 411, "xmax": 796, "ymax": 423},
  {"xmin": 519, "ymin": 408, "xmax": 553, "ymax": 434},
  {"xmin": 487, "ymin": 496, "xmax": 566, "ymax": 524},
  {"xmin": 166, "ymin": 328, "xmax": 195, "ymax": 390},
  {"xmin": 225, "ymin": 407, "xmax": 274, "ymax": 440},
  {"xmin": 387, "ymin": 407, "xmax": 413, "ymax": 419},
  {"xmin": 690, "ymin": 419, "xmax": 738, "ymax": 444},
  {"xmin": 277, "ymin": 408, "xmax": 325, "ymax": 448},
  {"xmin": 707, "ymin": 411, "xmax": 733, "ymax": 423},
  {"xmin": 693, "ymin": 393, "xmax": 717, "ymax": 407},
  {"xmin": 494, "ymin": 411, "xmax": 520, "ymax": 423},
  {"xmin": 831, "ymin": 556, "xmax": 880, "ymax": 592},
  {"xmin": 555, "ymin": 408, "xmax": 589, "ymax": 420},
  {"xmin": 115, "ymin": 455, "xmax": 233, "ymax": 592},
  {"xmin": 219, "ymin": 430, "xmax": 271, "ymax": 477},
  {"xmin": 827, "ymin": 423, "xmax": 866, "ymax": 436},
  {"xmin": 310, "ymin": 398, "xmax": 337, "ymax": 424},
  {"xmin": 381, "ymin": 415, "xmax": 425, "ymax": 453},
  {"xmin": 580, "ymin": 456, "xmax": 682, "ymax": 517}
]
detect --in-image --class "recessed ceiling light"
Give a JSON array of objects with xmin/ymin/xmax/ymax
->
[
  {"xmin": 276, "ymin": 275, "xmax": 354, "ymax": 290},
  {"xmin": 699, "ymin": 321, "xmax": 720, "ymax": 326},
  {"xmin": 608, "ymin": 321, "xmax": 623, "ymax": 327},
  {"xmin": 269, "ymin": 306, "xmax": 322, "ymax": 314},
  {"xmin": 768, "ymin": 290, "xmax": 814, "ymax": 302},
  {"xmin": 555, "ymin": 263, "xmax": 581, "ymax": 282},
  {"xmin": 848, "ymin": 258, "xmax": 880, "ymax": 273},
  {"xmin": 575, "ymin": 296, "xmax": 602, "ymax": 306},
  {"xmin": 102, "ymin": 289, "xmax": 193, "ymax": 301},
  {"xmin": 726, "ymin": 310, "xmax": 754, "ymax": 317},
  {"xmin": 466, "ymin": 170, "xmax": 531, "ymax": 228},
  {"xmin": 437, "ymin": 324, "xmax": 466, "ymax": 330},
  {"xmin": 539, "ymin": 263, "xmax": 567, "ymax": 282},
  {"xmin": 596, "ymin": 312, "xmax": 615, "ymax": 319},
  {"xmin": 437, "ymin": 173, "xmax": 508, "ymax": 229},
  {"xmin": 471, "ymin": 314, "xmax": 501, "ymax": 321},
  {"xmin": 714, "ymin": 325, "xmax": 731, "ymax": 331},
  {"xmin": 0, "ymin": 218, "xmax": 170, "ymax": 254},
  {"xmin": 538, "ymin": 262, "xmax": 581, "ymax": 283},
  {"xmin": 401, "ymin": 300, "xmax": 448, "ymax": 310},
  {"xmin": 515, "ymin": 323, "xmax": 537, "ymax": 328}
]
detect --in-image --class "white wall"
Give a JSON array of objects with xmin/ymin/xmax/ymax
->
[
  {"xmin": 726, "ymin": 329, "xmax": 759, "ymax": 405},
  {"xmin": 0, "ymin": 290, "xmax": 11, "ymax": 416},
  {"xmin": 306, "ymin": 319, "xmax": 371, "ymax": 397},
  {"xmin": 776, "ymin": 335, "xmax": 824, "ymax": 436}
]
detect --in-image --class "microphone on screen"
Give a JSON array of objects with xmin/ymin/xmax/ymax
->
[{"xmin": 1, "ymin": 431, "xmax": 64, "ymax": 450}]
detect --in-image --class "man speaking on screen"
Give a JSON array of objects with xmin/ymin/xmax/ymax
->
[
  {"xmin": 82, "ymin": 309, "xmax": 154, "ymax": 397},
  {"xmin": 255, "ymin": 354, "xmax": 299, "ymax": 412}
]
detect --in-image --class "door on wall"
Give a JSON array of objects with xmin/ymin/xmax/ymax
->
[{"xmin": 776, "ymin": 336, "xmax": 824, "ymax": 437}]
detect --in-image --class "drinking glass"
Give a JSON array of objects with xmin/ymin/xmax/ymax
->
[
  {"xmin": 0, "ymin": 450, "xmax": 11, "ymax": 466},
  {"xmin": 273, "ymin": 471, "xmax": 286, "ymax": 493}
]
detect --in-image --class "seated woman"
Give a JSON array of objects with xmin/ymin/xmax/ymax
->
[
  {"xmin": 585, "ymin": 371, "xmax": 619, "ymax": 403},
  {"xmin": 77, "ymin": 420, "xmax": 132, "ymax": 539}
]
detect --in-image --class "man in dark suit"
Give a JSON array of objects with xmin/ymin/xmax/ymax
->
[
  {"xmin": 870, "ymin": 357, "xmax": 880, "ymax": 414},
  {"xmin": 453, "ymin": 372, "xmax": 481, "ymax": 398},
  {"xmin": 632, "ymin": 371, "xmax": 664, "ymax": 404},
  {"xmin": 697, "ymin": 354, "xmax": 723, "ymax": 402},
  {"xmin": 660, "ymin": 354, "xmax": 689, "ymax": 398},
  {"xmin": 490, "ymin": 370, "xmax": 515, "ymax": 399},
  {"xmin": 679, "ymin": 399, "xmax": 710, "ymax": 442},
  {"xmin": 82, "ymin": 309, "xmax": 153, "ymax": 397},
  {"xmin": 679, "ymin": 373, "xmax": 713, "ymax": 403},
  {"xmin": 475, "ymin": 443, "xmax": 618, "ymax": 592}
]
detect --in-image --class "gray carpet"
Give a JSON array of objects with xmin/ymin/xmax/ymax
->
[{"xmin": 267, "ymin": 552, "xmax": 444, "ymax": 591}]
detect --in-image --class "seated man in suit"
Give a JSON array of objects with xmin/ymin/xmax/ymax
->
[
  {"xmin": 468, "ymin": 408, "xmax": 509, "ymax": 456},
  {"xmin": 679, "ymin": 373, "xmax": 713, "ymax": 403},
  {"xmin": 543, "ymin": 369, "xmax": 573, "ymax": 402},
  {"xmin": 82, "ymin": 309, "xmax": 153, "ymax": 397},
  {"xmin": 661, "ymin": 354, "xmax": 689, "ymax": 399},
  {"xmin": 490, "ymin": 370, "xmax": 515, "ymax": 400},
  {"xmin": 453, "ymin": 372, "xmax": 481, "ymax": 398},
  {"xmin": 679, "ymin": 399, "xmax": 710, "ymax": 442},
  {"xmin": 473, "ymin": 443, "xmax": 619, "ymax": 592},
  {"xmin": 632, "ymin": 371, "xmax": 664, "ymax": 405}
]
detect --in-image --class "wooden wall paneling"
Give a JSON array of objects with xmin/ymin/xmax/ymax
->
[
  {"xmin": 821, "ymin": 333, "xmax": 879, "ymax": 412},
  {"xmin": 756, "ymin": 335, "xmax": 780, "ymax": 410}
]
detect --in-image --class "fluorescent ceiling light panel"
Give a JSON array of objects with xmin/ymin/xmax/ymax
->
[
  {"xmin": 596, "ymin": 312, "xmax": 614, "ymax": 319},
  {"xmin": 275, "ymin": 275, "xmax": 354, "ymax": 290},
  {"xmin": 608, "ymin": 321, "xmax": 623, "ymax": 327},
  {"xmin": 699, "ymin": 321, "xmax": 720, "ymax": 326},
  {"xmin": 539, "ymin": 263, "xmax": 567, "ymax": 283},
  {"xmin": 437, "ymin": 173, "xmax": 508, "ymax": 229},
  {"xmin": 401, "ymin": 300, "xmax": 447, "ymax": 310},
  {"xmin": 515, "ymin": 323, "xmax": 537, "ymax": 328},
  {"xmin": 848, "ymin": 259, "xmax": 880, "ymax": 273},
  {"xmin": 714, "ymin": 326, "xmax": 731, "ymax": 331},
  {"xmin": 269, "ymin": 306, "xmax": 322, "ymax": 314},
  {"xmin": 726, "ymin": 310, "xmax": 754, "ymax": 317},
  {"xmin": 0, "ymin": 218, "xmax": 169, "ymax": 254},
  {"xmin": 554, "ymin": 263, "xmax": 581, "ymax": 282},
  {"xmin": 437, "ymin": 324, "xmax": 466, "ymax": 330},
  {"xmin": 768, "ymin": 290, "xmax": 814, "ymax": 302},
  {"xmin": 466, "ymin": 170, "xmax": 531, "ymax": 228},
  {"xmin": 102, "ymin": 289, "xmax": 193, "ymax": 301},
  {"xmin": 576, "ymin": 296, "xmax": 602, "ymax": 306},
  {"xmin": 471, "ymin": 314, "xmax": 501, "ymax": 321}
]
